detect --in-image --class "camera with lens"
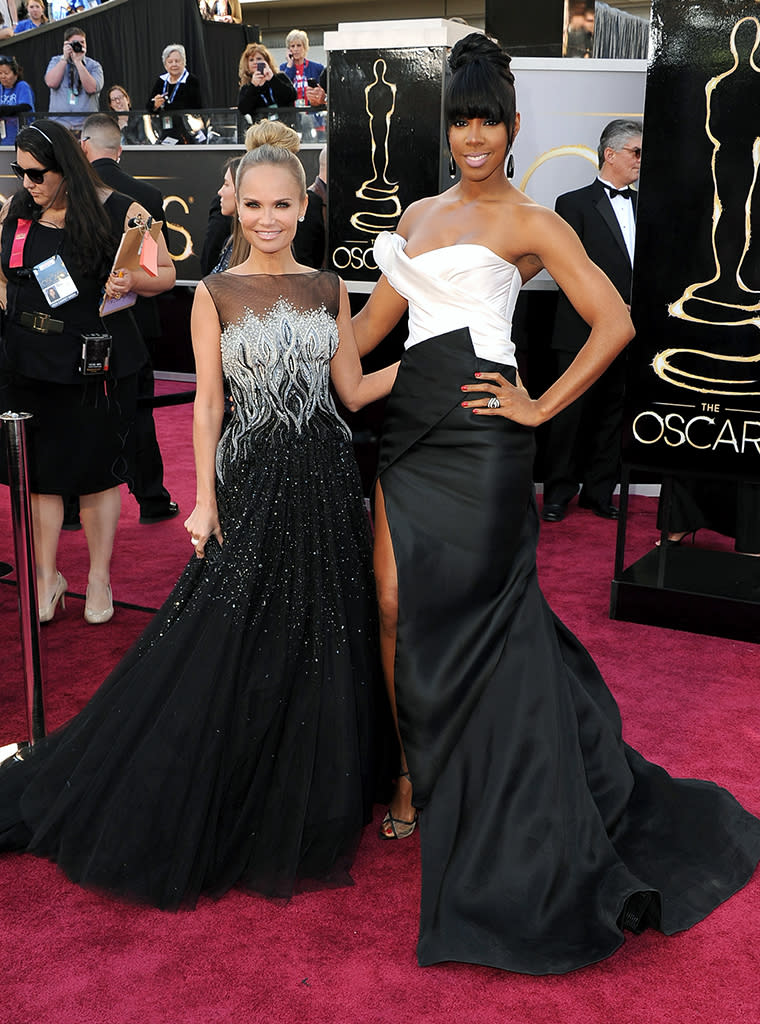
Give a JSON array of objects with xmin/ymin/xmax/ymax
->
[{"xmin": 70, "ymin": 41, "xmax": 84, "ymax": 53}]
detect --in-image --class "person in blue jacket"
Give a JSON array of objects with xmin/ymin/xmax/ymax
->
[{"xmin": 0, "ymin": 56, "xmax": 34, "ymax": 146}]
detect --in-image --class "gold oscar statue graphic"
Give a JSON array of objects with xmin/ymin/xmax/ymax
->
[
  {"xmin": 661, "ymin": 16, "xmax": 760, "ymax": 395},
  {"xmin": 350, "ymin": 59, "xmax": 402, "ymax": 235}
]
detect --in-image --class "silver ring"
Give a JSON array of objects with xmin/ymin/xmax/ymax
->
[{"xmin": 487, "ymin": 397, "xmax": 501, "ymax": 409}]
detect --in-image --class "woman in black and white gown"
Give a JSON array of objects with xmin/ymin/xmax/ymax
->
[
  {"xmin": 0, "ymin": 126, "xmax": 397, "ymax": 909},
  {"xmin": 353, "ymin": 33, "xmax": 760, "ymax": 974}
]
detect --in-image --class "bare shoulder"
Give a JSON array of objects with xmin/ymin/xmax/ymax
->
[
  {"xmin": 397, "ymin": 194, "xmax": 444, "ymax": 237},
  {"xmin": 510, "ymin": 197, "xmax": 581, "ymax": 248}
]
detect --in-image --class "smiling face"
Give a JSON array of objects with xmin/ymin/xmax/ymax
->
[
  {"xmin": 218, "ymin": 167, "xmax": 237, "ymax": 217},
  {"xmin": 15, "ymin": 148, "xmax": 65, "ymax": 210},
  {"xmin": 109, "ymin": 88, "xmax": 130, "ymax": 112},
  {"xmin": 164, "ymin": 50, "xmax": 186, "ymax": 80},
  {"xmin": 236, "ymin": 163, "xmax": 307, "ymax": 256},
  {"xmin": 0, "ymin": 63, "xmax": 17, "ymax": 89},
  {"xmin": 448, "ymin": 116, "xmax": 513, "ymax": 183}
]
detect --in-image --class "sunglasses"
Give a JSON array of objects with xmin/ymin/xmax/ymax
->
[
  {"xmin": 10, "ymin": 162, "xmax": 55, "ymax": 185},
  {"xmin": 620, "ymin": 146, "xmax": 642, "ymax": 158}
]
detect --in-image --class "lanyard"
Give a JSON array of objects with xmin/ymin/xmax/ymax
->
[
  {"xmin": 10, "ymin": 218, "xmax": 32, "ymax": 269},
  {"xmin": 162, "ymin": 74, "xmax": 185, "ymax": 105}
]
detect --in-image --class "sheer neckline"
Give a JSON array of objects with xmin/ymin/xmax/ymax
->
[{"xmin": 223, "ymin": 270, "xmax": 322, "ymax": 279}]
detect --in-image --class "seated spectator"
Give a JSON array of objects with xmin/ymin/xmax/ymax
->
[
  {"xmin": 44, "ymin": 24, "xmax": 103, "ymax": 134},
  {"xmin": 146, "ymin": 44, "xmax": 203, "ymax": 145},
  {"xmin": 14, "ymin": 0, "xmax": 48, "ymax": 32},
  {"xmin": 279, "ymin": 29, "xmax": 324, "ymax": 108},
  {"xmin": 0, "ymin": 55, "xmax": 34, "ymax": 146},
  {"xmin": 237, "ymin": 43, "xmax": 295, "ymax": 122},
  {"xmin": 107, "ymin": 83, "xmax": 150, "ymax": 146}
]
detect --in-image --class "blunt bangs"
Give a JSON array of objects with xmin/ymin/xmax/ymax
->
[{"xmin": 445, "ymin": 63, "xmax": 512, "ymax": 129}]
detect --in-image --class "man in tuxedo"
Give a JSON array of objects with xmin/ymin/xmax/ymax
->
[
  {"xmin": 541, "ymin": 119, "xmax": 642, "ymax": 523},
  {"xmin": 80, "ymin": 113, "xmax": 179, "ymax": 524}
]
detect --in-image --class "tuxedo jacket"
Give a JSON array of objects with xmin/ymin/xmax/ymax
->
[{"xmin": 551, "ymin": 178, "xmax": 637, "ymax": 353}]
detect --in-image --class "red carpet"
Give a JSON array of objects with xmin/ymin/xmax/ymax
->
[{"xmin": 0, "ymin": 386, "xmax": 758, "ymax": 1023}]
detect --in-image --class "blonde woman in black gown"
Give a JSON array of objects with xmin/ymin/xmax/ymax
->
[
  {"xmin": 0, "ymin": 129, "xmax": 397, "ymax": 908},
  {"xmin": 353, "ymin": 33, "xmax": 760, "ymax": 973}
]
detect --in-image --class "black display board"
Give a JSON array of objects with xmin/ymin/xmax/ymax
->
[
  {"xmin": 327, "ymin": 47, "xmax": 450, "ymax": 282},
  {"xmin": 623, "ymin": 1, "xmax": 760, "ymax": 483}
]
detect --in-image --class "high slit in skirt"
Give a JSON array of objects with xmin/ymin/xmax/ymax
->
[{"xmin": 377, "ymin": 327, "xmax": 760, "ymax": 974}]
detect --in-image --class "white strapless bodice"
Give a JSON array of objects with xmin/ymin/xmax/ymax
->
[{"xmin": 373, "ymin": 231, "xmax": 522, "ymax": 365}]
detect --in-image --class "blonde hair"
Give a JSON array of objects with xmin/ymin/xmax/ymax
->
[
  {"xmin": 285, "ymin": 29, "xmax": 309, "ymax": 54},
  {"xmin": 238, "ymin": 120, "xmax": 306, "ymax": 198},
  {"xmin": 244, "ymin": 119, "xmax": 300, "ymax": 153},
  {"xmin": 238, "ymin": 43, "xmax": 275, "ymax": 86}
]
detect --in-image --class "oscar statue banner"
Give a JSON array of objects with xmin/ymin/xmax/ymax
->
[
  {"xmin": 623, "ymin": 0, "xmax": 760, "ymax": 481},
  {"xmin": 327, "ymin": 45, "xmax": 452, "ymax": 282}
]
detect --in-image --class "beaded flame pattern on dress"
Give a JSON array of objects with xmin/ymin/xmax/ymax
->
[{"xmin": 213, "ymin": 279, "xmax": 350, "ymax": 483}]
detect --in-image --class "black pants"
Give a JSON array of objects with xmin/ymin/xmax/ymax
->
[{"xmin": 542, "ymin": 349, "xmax": 627, "ymax": 507}]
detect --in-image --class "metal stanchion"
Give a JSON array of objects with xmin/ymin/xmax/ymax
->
[{"xmin": 1, "ymin": 411, "xmax": 46, "ymax": 745}]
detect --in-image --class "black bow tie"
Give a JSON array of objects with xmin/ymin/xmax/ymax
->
[{"xmin": 603, "ymin": 184, "xmax": 634, "ymax": 200}]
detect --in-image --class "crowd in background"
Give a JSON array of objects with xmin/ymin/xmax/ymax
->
[{"xmin": 0, "ymin": 4, "xmax": 327, "ymax": 145}]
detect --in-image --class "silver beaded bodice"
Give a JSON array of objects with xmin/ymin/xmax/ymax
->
[{"xmin": 203, "ymin": 271, "xmax": 350, "ymax": 480}]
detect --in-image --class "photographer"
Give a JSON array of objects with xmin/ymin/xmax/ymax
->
[
  {"xmin": 237, "ymin": 43, "xmax": 295, "ymax": 121},
  {"xmin": 44, "ymin": 26, "xmax": 103, "ymax": 133}
]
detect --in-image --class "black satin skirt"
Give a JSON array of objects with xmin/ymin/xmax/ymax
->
[{"xmin": 378, "ymin": 328, "xmax": 760, "ymax": 974}]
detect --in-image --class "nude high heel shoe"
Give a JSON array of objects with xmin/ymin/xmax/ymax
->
[
  {"xmin": 38, "ymin": 572, "xmax": 67, "ymax": 623},
  {"xmin": 84, "ymin": 582, "xmax": 114, "ymax": 625}
]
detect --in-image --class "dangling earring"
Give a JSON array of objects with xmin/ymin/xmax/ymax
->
[
  {"xmin": 448, "ymin": 150, "xmax": 456, "ymax": 178},
  {"xmin": 506, "ymin": 153, "xmax": 515, "ymax": 179}
]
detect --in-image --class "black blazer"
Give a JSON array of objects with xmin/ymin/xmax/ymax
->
[{"xmin": 551, "ymin": 178, "xmax": 637, "ymax": 353}]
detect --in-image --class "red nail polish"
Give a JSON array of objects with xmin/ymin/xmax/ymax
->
[
  {"xmin": 474, "ymin": 372, "xmax": 482, "ymax": 378},
  {"xmin": 461, "ymin": 401, "xmax": 468, "ymax": 407},
  {"xmin": 460, "ymin": 385, "xmax": 468, "ymax": 391}
]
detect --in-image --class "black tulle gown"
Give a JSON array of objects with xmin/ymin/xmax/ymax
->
[
  {"xmin": 0, "ymin": 271, "xmax": 385, "ymax": 908},
  {"xmin": 373, "ymin": 231, "xmax": 760, "ymax": 974}
]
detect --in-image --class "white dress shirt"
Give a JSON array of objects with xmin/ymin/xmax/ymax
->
[{"xmin": 599, "ymin": 176, "xmax": 636, "ymax": 263}]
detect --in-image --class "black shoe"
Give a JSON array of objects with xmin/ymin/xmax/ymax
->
[
  {"xmin": 139, "ymin": 501, "xmax": 180, "ymax": 525},
  {"xmin": 578, "ymin": 496, "xmax": 619, "ymax": 519},
  {"xmin": 541, "ymin": 502, "xmax": 568, "ymax": 523}
]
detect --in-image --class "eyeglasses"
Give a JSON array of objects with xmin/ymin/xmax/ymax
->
[
  {"xmin": 620, "ymin": 146, "xmax": 642, "ymax": 158},
  {"xmin": 10, "ymin": 162, "xmax": 55, "ymax": 185}
]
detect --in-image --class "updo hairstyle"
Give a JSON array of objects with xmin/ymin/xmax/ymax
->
[
  {"xmin": 237, "ymin": 120, "xmax": 306, "ymax": 198},
  {"xmin": 445, "ymin": 33, "xmax": 516, "ymax": 142}
]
